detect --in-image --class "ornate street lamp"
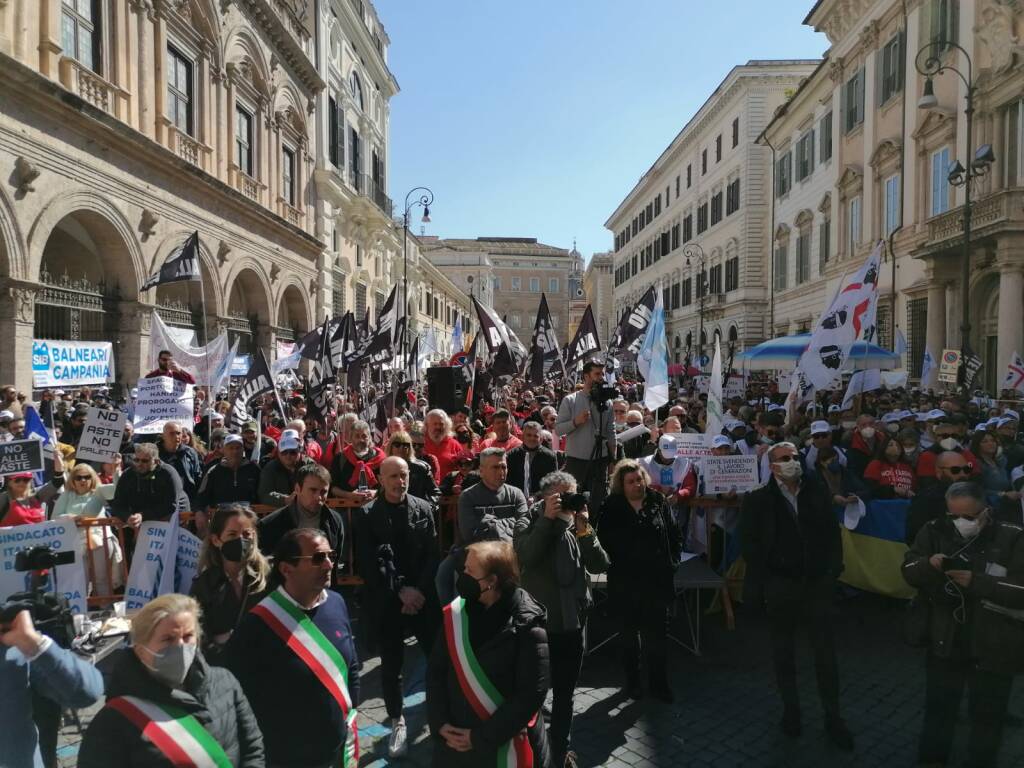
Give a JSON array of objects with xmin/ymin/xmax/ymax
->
[
  {"xmin": 683, "ymin": 242, "xmax": 707, "ymax": 369},
  {"xmin": 402, "ymin": 187, "xmax": 433, "ymax": 372},
  {"xmin": 914, "ymin": 41, "xmax": 994, "ymax": 388}
]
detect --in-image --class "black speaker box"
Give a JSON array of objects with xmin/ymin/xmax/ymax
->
[{"xmin": 426, "ymin": 366, "xmax": 465, "ymax": 413}]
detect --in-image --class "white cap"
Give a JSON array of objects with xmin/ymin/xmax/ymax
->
[
  {"xmin": 926, "ymin": 409, "xmax": 947, "ymax": 421},
  {"xmin": 998, "ymin": 417, "xmax": 1016, "ymax": 428},
  {"xmin": 898, "ymin": 410, "xmax": 915, "ymax": 420},
  {"xmin": 279, "ymin": 429, "xmax": 302, "ymax": 452},
  {"xmin": 711, "ymin": 435, "xmax": 733, "ymax": 449},
  {"xmin": 1003, "ymin": 409, "xmax": 1020, "ymax": 422},
  {"xmin": 810, "ymin": 420, "xmax": 831, "ymax": 436},
  {"xmin": 0, "ymin": 410, "xmax": 13, "ymax": 422},
  {"xmin": 767, "ymin": 403, "xmax": 785, "ymax": 412},
  {"xmin": 828, "ymin": 405, "xmax": 842, "ymax": 414},
  {"xmin": 1012, "ymin": 465, "xmax": 1024, "ymax": 490},
  {"xmin": 725, "ymin": 419, "xmax": 746, "ymax": 431},
  {"xmin": 223, "ymin": 434, "xmax": 243, "ymax": 446},
  {"xmin": 658, "ymin": 434, "xmax": 678, "ymax": 459},
  {"xmin": 975, "ymin": 423, "xmax": 989, "ymax": 433},
  {"xmin": 882, "ymin": 412, "xmax": 901, "ymax": 423},
  {"xmin": 53, "ymin": 389, "xmax": 65, "ymax": 396}
]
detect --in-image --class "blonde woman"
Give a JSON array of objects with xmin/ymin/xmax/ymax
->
[
  {"xmin": 190, "ymin": 505, "xmax": 270, "ymax": 663},
  {"xmin": 79, "ymin": 593, "xmax": 265, "ymax": 767},
  {"xmin": 51, "ymin": 460, "xmax": 124, "ymax": 595}
]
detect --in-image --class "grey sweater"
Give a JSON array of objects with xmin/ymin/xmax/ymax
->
[
  {"xmin": 554, "ymin": 389, "xmax": 616, "ymax": 461},
  {"xmin": 457, "ymin": 481, "xmax": 529, "ymax": 544}
]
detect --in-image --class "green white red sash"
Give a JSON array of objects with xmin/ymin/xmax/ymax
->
[
  {"xmin": 107, "ymin": 695, "xmax": 232, "ymax": 768},
  {"xmin": 443, "ymin": 597, "xmax": 534, "ymax": 768},
  {"xmin": 251, "ymin": 588, "xmax": 359, "ymax": 767}
]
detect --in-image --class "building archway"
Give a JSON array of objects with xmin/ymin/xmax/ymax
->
[
  {"xmin": 152, "ymin": 231, "xmax": 223, "ymax": 342},
  {"xmin": 0, "ymin": 185, "xmax": 25, "ymax": 280},
  {"xmin": 276, "ymin": 282, "xmax": 312, "ymax": 343},
  {"xmin": 225, "ymin": 266, "xmax": 272, "ymax": 355},
  {"xmin": 976, "ymin": 274, "xmax": 1000, "ymax": 395}
]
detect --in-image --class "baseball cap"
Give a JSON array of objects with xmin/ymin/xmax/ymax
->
[
  {"xmin": 926, "ymin": 409, "xmax": 947, "ymax": 421},
  {"xmin": 882, "ymin": 412, "xmax": 901, "ymax": 424},
  {"xmin": 828, "ymin": 404, "xmax": 842, "ymax": 414},
  {"xmin": 810, "ymin": 420, "xmax": 831, "ymax": 436},
  {"xmin": 279, "ymin": 434, "xmax": 302, "ymax": 452},
  {"xmin": 711, "ymin": 435, "xmax": 733, "ymax": 449},
  {"xmin": 223, "ymin": 434, "xmax": 243, "ymax": 446},
  {"xmin": 6, "ymin": 472, "xmax": 33, "ymax": 480},
  {"xmin": 658, "ymin": 434, "xmax": 678, "ymax": 458},
  {"xmin": 725, "ymin": 419, "xmax": 745, "ymax": 432},
  {"xmin": 767, "ymin": 404, "xmax": 785, "ymax": 413},
  {"xmin": 242, "ymin": 420, "xmax": 259, "ymax": 432},
  {"xmin": 0, "ymin": 410, "xmax": 13, "ymax": 423},
  {"xmin": 898, "ymin": 410, "xmax": 915, "ymax": 420}
]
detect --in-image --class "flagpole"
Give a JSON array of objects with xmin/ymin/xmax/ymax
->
[{"xmin": 196, "ymin": 246, "xmax": 213, "ymax": 442}]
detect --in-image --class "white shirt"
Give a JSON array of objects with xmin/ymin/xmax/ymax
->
[{"xmin": 278, "ymin": 585, "xmax": 329, "ymax": 611}]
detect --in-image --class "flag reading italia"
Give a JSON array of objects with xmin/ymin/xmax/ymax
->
[
  {"xmin": 526, "ymin": 293, "xmax": 564, "ymax": 386},
  {"xmin": 564, "ymin": 304, "xmax": 601, "ymax": 370}
]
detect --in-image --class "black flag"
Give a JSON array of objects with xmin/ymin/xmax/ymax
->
[
  {"xmin": 306, "ymin": 317, "xmax": 336, "ymax": 424},
  {"xmin": 229, "ymin": 348, "xmax": 275, "ymax": 430},
  {"xmin": 527, "ymin": 293, "xmax": 564, "ymax": 387},
  {"xmin": 961, "ymin": 343, "xmax": 984, "ymax": 392},
  {"xmin": 564, "ymin": 305, "xmax": 601, "ymax": 370},
  {"xmin": 331, "ymin": 311, "xmax": 357, "ymax": 370},
  {"xmin": 609, "ymin": 286, "xmax": 657, "ymax": 361},
  {"xmin": 140, "ymin": 231, "xmax": 201, "ymax": 291},
  {"xmin": 471, "ymin": 295, "xmax": 528, "ymax": 372},
  {"xmin": 362, "ymin": 285, "xmax": 400, "ymax": 362}
]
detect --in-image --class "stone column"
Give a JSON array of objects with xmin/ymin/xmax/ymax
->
[
  {"xmin": 152, "ymin": 6, "xmax": 167, "ymax": 146},
  {"xmin": 926, "ymin": 279, "xmax": 947, "ymax": 361},
  {"xmin": 37, "ymin": 0, "xmax": 62, "ymax": 77},
  {"xmin": 0, "ymin": 282, "xmax": 37, "ymax": 395},
  {"xmin": 117, "ymin": 301, "xmax": 153, "ymax": 386},
  {"xmin": 131, "ymin": 1, "xmax": 152, "ymax": 138},
  {"xmin": 997, "ymin": 243, "xmax": 1024, "ymax": 374}
]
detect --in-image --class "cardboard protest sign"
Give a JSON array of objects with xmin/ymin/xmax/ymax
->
[
  {"xmin": 124, "ymin": 517, "xmax": 202, "ymax": 610},
  {"xmin": 0, "ymin": 439, "xmax": 44, "ymax": 477},
  {"xmin": 665, "ymin": 432, "xmax": 714, "ymax": 458},
  {"xmin": 0, "ymin": 517, "xmax": 88, "ymax": 615},
  {"xmin": 701, "ymin": 454, "xmax": 760, "ymax": 494},
  {"xmin": 132, "ymin": 376, "xmax": 194, "ymax": 435},
  {"xmin": 74, "ymin": 407, "xmax": 126, "ymax": 463}
]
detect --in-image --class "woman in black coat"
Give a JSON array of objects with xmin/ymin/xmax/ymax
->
[
  {"xmin": 427, "ymin": 540, "xmax": 551, "ymax": 767},
  {"xmin": 79, "ymin": 593, "xmax": 264, "ymax": 768},
  {"xmin": 598, "ymin": 459, "xmax": 683, "ymax": 702},
  {"xmin": 189, "ymin": 505, "xmax": 271, "ymax": 664}
]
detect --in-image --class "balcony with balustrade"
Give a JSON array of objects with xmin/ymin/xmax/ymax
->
[{"xmin": 58, "ymin": 57, "xmax": 129, "ymax": 121}]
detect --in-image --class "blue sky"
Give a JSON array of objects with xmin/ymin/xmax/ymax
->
[{"xmin": 378, "ymin": 1, "xmax": 828, "ymax": 262}]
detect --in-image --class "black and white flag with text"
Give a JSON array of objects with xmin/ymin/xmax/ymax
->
[
  {"xmin": 361, "ymin": 285, "xmax": 400, "ymax": 363},
  {"xmin": 331, "ymin": 311, "xmax": 358, "ymax": 370},
  {"xmin": 471, "ymin": 295, "xmax": 528, "ymax": 373},
  {"xmin": 229, "ymin": 347, "xmax": 275, "ymax": 430},
  {"xmin": 527, "ymin": 293, "xmax": 564, "ymax": 387},
  {"xmin": 564, "ymin": 304, "xmax": 601, "ymax": 370},
  {"xmin": 140, "ymin": 231, "xmax": 201, "ymax": 291},
  {"xmin": 609, "ymin": 286, "xmax": 656, "ymax": 361},
  {"xmin": 306, "ymin": 317, "xmax": 337, "ymax": 424}
]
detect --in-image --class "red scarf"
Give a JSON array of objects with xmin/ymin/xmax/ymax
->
[{"xmin": 342, "ymin": 444, "xmax": 385, "ymax": 489}]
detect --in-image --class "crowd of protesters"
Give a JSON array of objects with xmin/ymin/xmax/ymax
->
[{"xmin": 4, "ymin": 355, "xmax": 1024, "ymax": 768}]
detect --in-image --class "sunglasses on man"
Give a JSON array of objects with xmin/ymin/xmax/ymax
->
[{"xmin": 292, "ymin": 551, "xmax": 336, "ymax": 566}]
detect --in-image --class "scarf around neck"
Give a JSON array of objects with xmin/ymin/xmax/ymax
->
[{"xmin": 342, "ymin": 444, "xmax": 385, "ymax": 488}]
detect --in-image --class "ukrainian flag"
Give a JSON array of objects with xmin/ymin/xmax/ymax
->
[{"xmin": 836, "ymin": 499, "xmax": 915, "ymax": 599}]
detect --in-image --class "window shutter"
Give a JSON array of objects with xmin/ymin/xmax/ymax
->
[
  {"xmin": 875, "ymin": 47, "xmax": 885, "ymax": 106},
  {"xmin": 328, "ymin": 97, "xmax": 339, "ymax": 167},
  {"xmin": 808, "ymin": 131, "xmax": 815, "ymax": 175},
  {"xmin": 898, "ymin": 29, "xmax": 906, "ymax": 91}
]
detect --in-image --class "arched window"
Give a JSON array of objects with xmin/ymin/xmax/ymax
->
[{"xmin": 349, "ymin": 70, "xmax": 364, "ymax": 111}]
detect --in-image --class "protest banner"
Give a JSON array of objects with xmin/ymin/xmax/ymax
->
[
  {"xmin": 174, "ymin": 527, "xmax": 202, "ymax": 597},
  {"xmin": 132, "ymin": 376, "xmax": 194, "ymax": 435},
  {"xmin": 724, "ymin": 374, "xmax": 745, "ymax": 400},
  {"xmin": 124, "ymin": 518, "xmax": 201, "ymax": 610},
  {"xmin": 74, "ymin": 407, "xmax": 127, "ymax": 463},
  {"xmin": 32, "ymin": 339, "xmax": 115, "ymax": 388},
  {"xmin": 0, "ymin": 518, "xmax": 88, "ymax": 615},
  {"xmin": 231, "ymin": 355, "xmax": 252, "ymax": 376},
  {"xmin": 701, "ymin": 454, "xmax": 760, "ymax": 494},
  {"xmin": 666, "ymin": 432, "xmax": 714, "ymax": 458},
  {"xmin": 0, "ymin": 439, "xmax": 44, "ymax": 477}
]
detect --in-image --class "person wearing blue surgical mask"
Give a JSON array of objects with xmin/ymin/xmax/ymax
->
[{"xmin": 79, "ymin": 594, "xmax": 264, "ymax": 767}]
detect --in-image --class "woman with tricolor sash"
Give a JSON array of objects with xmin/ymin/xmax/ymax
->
[
  {"xmin": 228, "ymin": 528, "xmax": 361, "ymax": 768},
  {"xmin": 427, "ymin": 540, "xmax": 552, "ymax": 767},
  {"xmin": 79, "ymin": 593, "xmax": 265, "ymax": 768}
]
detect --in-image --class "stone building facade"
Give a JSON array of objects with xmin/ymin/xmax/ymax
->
[
  {"xmin": 583, "ymin": 251, "xmax": 614, "ymax": 346},
  {"xmin": 607, "ymin": 60, "xmax": 819, "ymax": 365},
  {"xmin": 0, "ymin": 0, "xmax": 327, "ymax": 394},
  {"xmin": 784, "ymin": 0, "xmax": 1024, "ymax": 393}
]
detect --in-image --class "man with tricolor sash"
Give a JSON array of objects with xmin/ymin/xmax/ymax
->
[{"xmin": 229, "ymin": 529, "xmax": 361, "ymax": 768}]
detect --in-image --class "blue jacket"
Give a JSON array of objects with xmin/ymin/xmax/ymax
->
[{"xmin": 1, "ymin": 640, "xmax": 104, "ymax": 768}]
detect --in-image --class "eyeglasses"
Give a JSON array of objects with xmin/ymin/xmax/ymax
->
[
  {"xmin": 292, "ymin": 551, "xmax": 336, "ymax": 565},
  {"xmin": 945, "ymin": 465, "xmax": 971, "ymax": 475},
  {"xmin": 72, "ymin": 475, "xmax": 91, "ymax": 481},
  {"xmin": 391, "ymin": 442, "xmax": 412, "ymax": 448}
]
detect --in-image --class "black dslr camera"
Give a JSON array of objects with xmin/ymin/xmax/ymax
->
[
  {"xmin": 591, "ymin": 383, "xmax": 620, "ymax": 411},
  {"xmin": 559, "ymin": 491, "xmax": 590, "ymax": 513},
  {"xmin": 0, "ymin": 546, "xmax": 76, "ymax": 647}
]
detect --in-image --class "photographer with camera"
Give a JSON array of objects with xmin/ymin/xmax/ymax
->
[
  {"xmin": 555, "ymin": 360, "xmax": 617, "ymax": 521},
  {"xmin": 515, "ymin": 471, "xmax": 608, "ymax": 768},
  {"xmin": 902, "ymin": 481, "xmax": 1024, "ymax": 768},
  {"xmin": 1, "ymin": 607, "xmax": 103, "ymax": 768}
]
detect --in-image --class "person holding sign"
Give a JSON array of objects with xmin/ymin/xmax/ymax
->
[
  {"xmin": 426, "ymin": 540, "xmax": 551, "ymax": 767},
  {"xmin": 145, "ymin": 350, "xmax": 196, "ymax": 385},
  {"xmin": 110, "ymin": 443, "xmax": 186, "ymax": 527},
  {"xmin": 0, "ymin": 449, "xmax": 65, "ymax": 527},
  {"xmin": 78, "ymin": 593, "xmax": 265, "ymax": 768},
  {"xmin": 228, "ymin": 530, "xmax": 361, "ymax": 768}
]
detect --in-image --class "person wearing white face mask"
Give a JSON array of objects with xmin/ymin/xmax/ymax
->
[
  {"xmin": 902, "ymin": 481, "xmax": 1024, "ymax": 768},
  {"xmin": 917, "ymin": 416, "xmax": 982, "ymax": 487},
  {"xmin": 740, "ymin": 442, "xmax": 853, "ymax": 751},
  {"xmin": 843, "ymin": 414, "xmax": 879, "ymax": 478},
  {"xmin": 79, "ymin": 593, "xmax": 265, "ymax": 767}
]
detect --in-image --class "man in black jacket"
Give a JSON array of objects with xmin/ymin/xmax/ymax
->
[
  {"xmin": 195, "ymin": 434, "xmax": 260, "ymax": 510},
  {"xmin": 740, "ymin": 441, "xmax": 853, "ymax": 751},
  {"xmin": 257, "ymin": 464, "xmax": 347, "ymax": 582},
  {"xmin": 110, "ymin": 442, "xmax": 187, "ymax": 526},
  {"xmin": 506, "ymin": 421, "xmax": 557, "ymax": 501},
  {"xmin": 355, "ymin": 456, "xmax": 439, "ymax": 759}
]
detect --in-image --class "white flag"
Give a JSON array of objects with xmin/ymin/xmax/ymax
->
[
  {"xmin": 705, "ymin": 339, "xmax": 723, "ymax": 442},
  {"xmin": 797, "ymin": 242, "xmax": 883, "ymax": 390},
  {"xmin": 1003, "ymin": 351, "xmax": 1024, "ymax": 394},
  {"xmin": 920, "ymin": 347, "xmax": 936, "ymax": 387},
  {"xmin": 895, "ymin": 327, "xmax": 908, "ymax": 357},
  {"xmin": 637, "ymin": 291, "xmax": 669, "ymax": 411},
  {"xmin": 841, "ymin": 369, "xmax": 882, "ymax": 411}
]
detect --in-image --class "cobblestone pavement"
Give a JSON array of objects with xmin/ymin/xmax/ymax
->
[{"xmin": 57, "ymin": 590, "xmax": 1024, "ymax": 767}]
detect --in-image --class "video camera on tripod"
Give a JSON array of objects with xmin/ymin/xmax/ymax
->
[
  {"xmin": 590, "ymin": 383, "xmax": 620, "ymax": 412},
  {"xmin": 0, "ymin": 546, "xmax": 76, "ymax": 647}
]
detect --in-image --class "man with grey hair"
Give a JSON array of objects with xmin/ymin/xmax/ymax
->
[
  {"xmin": 111, "ymin": 442, "xmax": 187, "ymax": 526},
  {"xmin": 515, "ymin": 471, "xmax": 609, "ymax": 767},
  {"xmin": 506, "ymin": 421, "xmax": 557, "ymax": 500},
  {"xmin": 328, "ymin": 419, "xmax": 383, "ymax": 502},
  {"xmin": 903, "ymin": 480, "xmax": 1024, "ymax": 768},
  {"xmin": 423, "ymin": 408, "xmax": 461, "ymax": 481},
  {"xmin": 740, "ymin": 441, "xmax": 852, "ymax": 750}
]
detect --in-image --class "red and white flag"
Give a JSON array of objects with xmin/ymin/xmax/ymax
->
[{"xmin": 1003, "ymin": 351, "xmax": 1024, "ymax": 393}]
